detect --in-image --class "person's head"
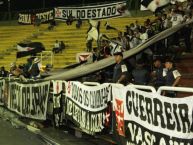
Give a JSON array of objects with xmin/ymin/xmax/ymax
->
[
  {"xmin": 104, "ymin": 47, "xmax": 111, "ymax": 57},
  {"xmin": 114, "ymin": 52, "xmax": 123, "ymax": 63},
  {"xmin": 153, "ymin": 59, "xmax": 162, "ymax": 68},
  {"xmin": 93, "ymin": 47, "xmax": 97, "ymax": 53},
  {"xmin": 10, "ymin": 62, "xmax": 16, "ymax": 70},
  {"xmin": 118, "ymin": 31, "xmax": 122, "ymax": 38},
  {"xmin": 162, "ymin": 14, "xmax": 167, "ymax": 20},
  {"xmin": 128, "ymin": 29, "xmax": 133, "ymax": 35},
  {"xmin": 165, "ymin": 59, "xmax": 174, "ymax": 69},
  {"xmin": 136, "ymin": 58, "xmax": 144, "ymax": 67},
  {"xmin": 140, "ymin": 26, "xmax": 146, "ymax": 33},
  {"xmin": 0, "ymin": 66, "xmax": 5, "ymax": 71},
  {"xmin": 56, "ymin": 40, "xmax": 58, "ymax": 43},
  {"xmin": 130, "ymin": 23, "xmax": 134, "ymax": 28}
]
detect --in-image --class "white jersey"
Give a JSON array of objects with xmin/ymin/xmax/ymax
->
[
  {"xmin": 170, "ymin": 14, "xmax": 183, "ymax": 26},
  {"xmin": 140, "ymin": 33, "xmax": 148, "ymax": 43}
]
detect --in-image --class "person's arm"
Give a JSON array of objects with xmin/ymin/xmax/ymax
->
[
  {"xmin": 172, "ymin": 76, "xmax": 181, "ymax": 87},
  {"xmin": 117, "ymin": 64, "xmax": 128, "ymax": 83},
  {"xmin": 117, "ymin": 74, "xmax": 126, "ymax": 83}
]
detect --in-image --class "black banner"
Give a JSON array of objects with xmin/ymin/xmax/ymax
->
[{"xmin": 18, "ymin": 9, "xmax": 54, "ymax": 25}]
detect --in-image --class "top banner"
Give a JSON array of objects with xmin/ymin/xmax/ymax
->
[
  {"xmin": 18, "ymin": 9, "xmax": 54, "ymax": 25},
  {"xmin": 55, "ymin": 1, "xmax": 128, "ymax": 20}
]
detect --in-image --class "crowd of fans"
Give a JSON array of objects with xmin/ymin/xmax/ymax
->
[
  {"xmin": 91, "ymin": 1, "xmax": 193, "ymax": 60},
  {"xmin": 84, "ymin": 0, "xmax": 193, "ymax": 96},
  {"xmin": 1, "ymin": 1, "xmax": 193, "ymax": 89}
]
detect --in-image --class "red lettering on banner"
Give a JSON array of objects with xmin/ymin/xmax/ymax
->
[{"xmin": 115, "ymin": 98, "xmax": 125, "ymax": 136}]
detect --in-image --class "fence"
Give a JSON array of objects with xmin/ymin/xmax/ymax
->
[{"xmin": 0, "ymin": 78, "xmax": 192, "ymax": 145}]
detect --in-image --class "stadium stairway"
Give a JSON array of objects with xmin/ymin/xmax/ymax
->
[
  {"xmin": 177, "ymin": 52, "xmax": 193, "ymax": 87},
  {"xmin": 0, "ymin": 24, "xmax": 47, "ymax": 70}
]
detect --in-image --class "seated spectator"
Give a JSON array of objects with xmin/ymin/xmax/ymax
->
[
  {"xmin": 52, "ymin": 40, "xmax": 65, "ymax": 54},
  {"xmin": 132, "ymin": 59, "xmax": 150, "ymax": 85},
  {"xmin": 66, "ymin": 14, "xmax": 74, "ymax": 25},
  {"xmin": 0, "ymin": 66, "xmax": 8, "ymax": 77},
  {"xmin": 76, "ymin": 18, "xmax": 82, "ymax": 29},
  {"xmin": 10, "ymin": 62, "xmax": 22, "ymax": 77},
  {"xmin": 10, "ymin": 62, "xmax": 26, "ymax": 81}
]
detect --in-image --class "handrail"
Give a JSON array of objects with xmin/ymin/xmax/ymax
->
[
  {"xmin": 83, "ymin": 82, "xmax": 100, "ymax": 86},
  {"xmin": 129, "ymin": 84, "xmax": 156, "ymax": 93},
  {"xmin": 157, "ymin": 86, "xmax": 193, "ymax": 95}
]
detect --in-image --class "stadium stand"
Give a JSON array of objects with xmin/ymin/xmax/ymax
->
[{"xmin": 29, "ymin": 16, "xmax": 154, "ymax": 68}]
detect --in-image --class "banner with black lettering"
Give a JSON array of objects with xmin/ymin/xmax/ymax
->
[
  {"xmin": 8, "ymin": 81, "xmax": 50, "ymax": 120},
  {"xmin": 18, "ymin": 9, "xmax": 54, "ymax": 25},
  {"xmin": 0, "ymin": 79, "xmax": 5, "ymax": 105},
  {"xmin": 64, "ymin": 81, "xmax": 112, "ymax": 134},
  {"xmin": 55, "ymin": 1, "xmax": 129, "ymax": 20},
  {"xmin": 112, "ymin": 85, "xmax": 193, "ymax": 145}
]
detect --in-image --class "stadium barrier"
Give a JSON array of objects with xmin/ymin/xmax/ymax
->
[{"xmin": 0, "ymin": 78, "xmax": 192, "ymax": 144}]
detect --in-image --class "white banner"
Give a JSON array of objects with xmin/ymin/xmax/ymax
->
[
  {"xmin": 55, "ymin": 1, "xmax": 128, "ymax": 20},
  {"xmin": 8, "ymin": 81, "xmax": 50, "ymax": 120},
  {"xmin": 112, "ymin": 84, "xmax": 193, "ymax": 144},
  {"xmin": 66, "ymin": 81, "xmax": 111, "ymax": 112},
  {"xmin": 65, "ymin": 81, "xmax": 112, "ymax": 134}
]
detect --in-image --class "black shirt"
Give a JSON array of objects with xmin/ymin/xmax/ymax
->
[
  {"xmin": 154, "ymin": 66, "xmax": 166, "ymax": 86},
  {"xmin": 132, "ymin": 67, "xmax": 149, "ymax": 85},
  {"xmin": 113, "ymin": 61, "xmax": 128, "ymax": 85}
]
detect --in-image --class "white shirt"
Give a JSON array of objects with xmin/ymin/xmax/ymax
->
[
  {"xmin": 140, "ymin": 33, "xmax": 148, "ymax": 43},
  {"xmin": 170, "ymin": 14, "xmax": 183, "ymax": 26},
  {"xmin": 54, "ymin": 42, "xmax": 60, "ymax": 48}
]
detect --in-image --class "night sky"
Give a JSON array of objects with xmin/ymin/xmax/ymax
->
[{"xmin": 0, "ymin": 0, "xmax": 116, "ymax": 12}]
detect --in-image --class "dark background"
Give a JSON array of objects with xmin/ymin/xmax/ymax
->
[{"xmin": 0, "ymin": 0, "xmax": 119, "ymax": 12}]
